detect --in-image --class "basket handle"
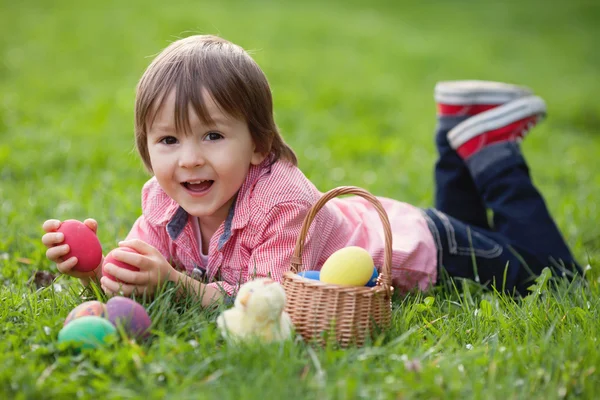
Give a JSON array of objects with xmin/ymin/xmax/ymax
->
[{"xmin": 290, "ymin": 186, "xmax": 393, "ymax": 295}]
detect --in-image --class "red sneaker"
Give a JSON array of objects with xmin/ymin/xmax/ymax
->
[
  {"xmin": 447, "ymin": 96, "xmax": 547, "ymax": 159},
  {"xmin": 435, "ymin": 80, "xmax": 532, "ymax": 117}
]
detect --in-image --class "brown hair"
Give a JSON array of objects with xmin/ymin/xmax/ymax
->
[{"xmin": 134, "ymin": 35, "xmax": 297, "ymax": 172}]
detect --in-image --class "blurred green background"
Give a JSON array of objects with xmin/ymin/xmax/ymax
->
[
  {"xmin": 1, "ymin": 0, "xmax": 599, "ymax": 278},
  {"xmin": 2, "ymin": 1, "xmax": 600, "ymax": 398}
]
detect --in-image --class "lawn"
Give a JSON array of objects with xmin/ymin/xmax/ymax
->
[{"xmin": 1, "ymin": 0, "xmax": 599, "ymax": 398}]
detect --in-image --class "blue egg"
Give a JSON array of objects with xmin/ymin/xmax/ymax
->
[
  {"xmin": 297, "ymin": 270, "xmax": 320, "ymax": 280},
  {"xmin": 365, "ymin": 267, "xmax": 379, "ymax": 287}
]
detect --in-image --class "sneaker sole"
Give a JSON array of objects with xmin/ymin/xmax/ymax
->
[
  {"xmin": 435, "ymin": 80, "xmax": 533, "ymax": 105},
  {"xmin": 447, "ymin": 96, "xmax": 547, "ymax": 149}
]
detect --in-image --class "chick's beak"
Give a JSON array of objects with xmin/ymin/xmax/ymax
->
[{"xmin": 238, "ymin": 291, "xmax": 251, "ymax": 307}]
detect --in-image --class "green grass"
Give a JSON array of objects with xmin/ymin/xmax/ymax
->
[{"xmin": 1, "ymin": 0, "xmax": 599, "ymax": 398}]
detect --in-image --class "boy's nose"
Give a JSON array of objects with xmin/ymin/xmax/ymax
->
[{"xmin": 178, "ymin": 145, "xmax": 205, "ymax": 168}]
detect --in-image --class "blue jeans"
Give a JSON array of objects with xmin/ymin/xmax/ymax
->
[{"xmin": 425, "ymin": 115, "xmax": 581, "ymax": 295}]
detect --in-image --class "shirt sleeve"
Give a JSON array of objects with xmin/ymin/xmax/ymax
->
[
  {"xmin": 250, "ymin": 201, "xmax": 325, "ymax": 281},
  {"xmin": 252, "ymin": 202, "xmax": 306, "ymax": 281}
]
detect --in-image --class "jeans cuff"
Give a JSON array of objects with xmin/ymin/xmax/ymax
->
[
  {"xmin": 466, "ymin": 141, "xmax": 526, "ymax": 184},
  {"xmin": 436, "ymin": 115, "xmax": 471, "ymax": 134}
]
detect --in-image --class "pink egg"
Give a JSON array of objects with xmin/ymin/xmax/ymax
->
[
  {"xmin": 102, "ymin": 247, "xmax": 140, "ymax": 282},
  {"xmin": 57, "ymin": 220, "xmax": 103, "ymax": 272},
  {"xmin": 106, "ymin": 296, "xmax": 151, "ymax": 339},
  {"xmin": 64, "ymin": 300, "xmax": 108, "ymax": 326}
]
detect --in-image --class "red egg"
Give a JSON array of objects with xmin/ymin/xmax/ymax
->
[
  {"xmin": 57, "ymin": 220, "xmax": 103, "ymax": 272},
  {"xmin": 64, "ymin": 300, "xmax": 108, "ymax": 326},
  {"xmin": 106, "ymin": 296, "xmax": 151, "ymax": 339},
  {"xmin": 102, "ymin": 247, "xmax": 140, "ymax": 282}
]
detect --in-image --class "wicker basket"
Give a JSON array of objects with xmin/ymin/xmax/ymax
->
[{"xmin": 282, "ymin": 186, "xmax": 393, "ymax": 347}]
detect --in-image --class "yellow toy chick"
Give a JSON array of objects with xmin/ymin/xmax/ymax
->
[{"xmin": 217, "ymin": 278, "xmax": 294, "ymax": 343}]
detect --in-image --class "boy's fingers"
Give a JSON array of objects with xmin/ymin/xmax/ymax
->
[
  {"xmin": 118, "ymin": 239, "xmax": 154, "ymax": 255},
  {"xmin": 42, "ymin": 219, "xmax": 61, "ymax": 232},
  {"xmin": 41, "ymin": 232, "xmax": 65, "ymax": 247},
  {"xmin": 45, "ymin": 244, "xmax": 69, "ymax": 262},
  {"xmin": 101, "ymin": 274, "xmax": 151, "ymax": 297},
  {"xmin": 100, "ymin": 277, "xmax": 117, "ymax": 292},
  {"xmin": 104, "ymin": 263, "xmax": 147, "ymax": 285},
  {"xmin": 56, "ymin": 257, "xmax": 78, "ymax": 274},
  {"xmin": 101, "ymin": 277, "xmax": 139, "ymax": 297},
  {"xmin": 112, "ymin": 249, "xmax": 146, "ymax": 270},
  {"xmin": 101, "ymin": 281, "xmax": 118, "ymax": 297},
  {"xmin": 83, "ymin": 218, "xmax": 98, "ymax": 233}
]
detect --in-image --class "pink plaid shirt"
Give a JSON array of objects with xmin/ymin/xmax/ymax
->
[{"xmin": 126, "ymin": 160, "xmax": 438, "ymax": 296}]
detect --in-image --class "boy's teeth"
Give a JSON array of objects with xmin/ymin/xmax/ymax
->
[{"xmin": 184, "ymin": 180, "xmax": 213, "ymax": 192}]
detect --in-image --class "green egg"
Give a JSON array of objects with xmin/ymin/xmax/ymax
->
[{"xmin": 58, "ymin": 315, "xmax": 117, "ymax": 349}]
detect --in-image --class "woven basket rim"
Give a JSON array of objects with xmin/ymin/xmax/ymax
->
[
  {"xmin": 283, "ymin": 271, "xmax": 391, "ymax": 295},
  {"xmin": 288, "ymin": 185, "xmax": 394, "ymax": 296}
]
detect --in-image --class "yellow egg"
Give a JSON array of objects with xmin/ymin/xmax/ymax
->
[{"xmin": 320, "ymin": 246, "xmax": 374, "ymax": 286}]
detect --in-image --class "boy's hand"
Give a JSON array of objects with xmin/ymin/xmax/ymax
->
[
  {"xmin": 100, "ymin": 239, "xmax": 179, "ymax": 297},
  {"xmin": 41, "ymin": 219, "xmax": 102, "ymax": 281}
]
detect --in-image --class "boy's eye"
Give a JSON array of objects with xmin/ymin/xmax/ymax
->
[
  {"xmin": 205, "ymin": 132, "xmax": 223, "ymax": 141},
  {"xmin": 160, "ymin": 136, "xmax": 178, "ymax": 145}
]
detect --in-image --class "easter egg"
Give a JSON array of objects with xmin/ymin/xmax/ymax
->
[
  {"xmin": 57, "ymin": 219, "xmax": 103, "ymax": 272},
  {"xmin": 64, "ymin": 300, "xmax": 108, "ymax": 326},
  {"xmin": 58, "ymin": 316, "xmax": 116, "ymax": 349},
  {"xmin": 297, "ymin": 271, "xmax": 320, "ymax": 280},
  {"xmin": 102, "ymin": 247, "xmax": 140, "ymax": 282},
  {"xmin": 365, "ymin": 267, "xmax": 379, "ymax": 287},
  {"xmin": 320, "ymin": 246, "xmax": 374, "ymax": 286},
  {"xmin": 106, "ymin": 296, "xmax": 151, "ymax": 339}
]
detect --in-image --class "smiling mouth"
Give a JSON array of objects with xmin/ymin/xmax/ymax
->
[{"xmin": 182, "ymin": 180, "xmax": 214, "ymax": 192}]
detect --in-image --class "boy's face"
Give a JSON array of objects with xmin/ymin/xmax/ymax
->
[{"xmin": 146, "ymin": 89, "xmax": 265, "ymax": 230}]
